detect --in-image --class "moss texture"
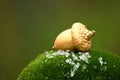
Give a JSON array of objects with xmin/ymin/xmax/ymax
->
[{"xmin": 18, "ymin": 49, "xmax": 120, "ymax": 80}]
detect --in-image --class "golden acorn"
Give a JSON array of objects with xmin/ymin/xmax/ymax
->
[{"xmin": 53, "ymin": 22, "xmax": 96, "ymax": 51}]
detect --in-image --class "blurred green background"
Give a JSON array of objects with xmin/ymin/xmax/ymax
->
[{"xmin": 0, "ymin": 0, "xmax": 120, "ymax": 80}]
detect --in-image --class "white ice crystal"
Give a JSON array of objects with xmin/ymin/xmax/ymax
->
[
  {"xmin": 79, "ymin": 52, "xmax": 91, "ymax": 64},
  {"xmin": 72, "ymin": 52, "xmax": 79, "ymax": 61},
  {"xmin": 65, "ymin": 59, "xmax": 75, "ymax": 65},
  {"xmin": 56, "ymin": 50, "xmax": 70, "ymax": 57},
  {"xmin": 70, "ymin": 63, "xmax": 80, "ymax": 77},
  {"xmin": 98, "ymin": 57, "xmax": 103, "ymax": 66},
  {"xmin": 98, "ymin": 57, "xmax": 107, "ymax": 71},
  {"xmin": 70, "ymin": 69, "xmax": 75, "ymax": 77},
  {"xmin": 73, "ymin": 63, "xmax": 80, "ymax": 71},
  {"xmin": 78, "ymin": 52, "xmax": 82, "ymax": 55},
  {"xmin": 46, "ymin": 50, "xmax": 70, "ymax": 58}
]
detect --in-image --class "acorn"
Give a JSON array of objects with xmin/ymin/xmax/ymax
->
[{"xmin": 53, "ymin": 22, "xmax": 96, "ymax": 51}]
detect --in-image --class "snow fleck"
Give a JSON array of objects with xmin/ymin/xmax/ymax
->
[
  {"xmin": 79, "ymin": 52, "xmax": 91, "ymax": 64},
  {"xmin": 70, "ymin": 70, "xmax": 74, "ymax": 77},
  {"xmin": 46, "ymin": 54, "xmax": 54, "ymax": 58},
  {"xmin": 98, "ymin": 57, "xmax": 107, "ymax": 71},
  {"xmin": 85, "ymin": 52, "xmax": 91, "ymax": 58},
  {"xmin": 98, "ymin": 57, "xmax": 103, "ymax": 66},
  {"xmin": 65, "ymin": 59, "xmax": 75, "ymax": 65},
  {"xmin": 64, "ymin": 53, "xmax": 70, "ymax": 57},
  {"xmin": 70, "ymin": 63, "xmax": 80, "ymax": 77},
  {"xmin": 73, "ymin": 63, "xmax": 80, "ymax": 71},
  {"xmin": 72, "ymin": 52, "xmax": 79, "ymax": 61},
  {"xmin": 46, "ymin": 50, "xmax": 70, "ymax": 58},
  {"xmin": 54, "ymin": 50, "xmax": 70, "ymax": 57},
  {"xmin": 78, "ymin": 52, "xmax": 82, "ymax": 55}
]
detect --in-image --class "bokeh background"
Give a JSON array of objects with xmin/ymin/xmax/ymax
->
[{"xmin": 0, "ymin": 0, "xmax": 120, "ymax": 80}]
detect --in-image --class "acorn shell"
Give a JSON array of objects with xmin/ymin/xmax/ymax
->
[{"xmin": 53, "ymin": 29, "xmax": 74, "ymax": 50}]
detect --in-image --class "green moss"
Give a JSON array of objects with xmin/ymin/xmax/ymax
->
[{"xmin": 18, "ymin": 50, "xmax": 120, "ymax": 80}]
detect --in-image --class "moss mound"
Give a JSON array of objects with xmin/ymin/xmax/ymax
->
[{"xmin": 18, "ymin": 49, "xmax": 120, "ymax": 80}]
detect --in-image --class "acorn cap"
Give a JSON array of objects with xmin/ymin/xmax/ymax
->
[{"xmin": 71, "ymin": 22, "xmax": 95, "ymax": 51}]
